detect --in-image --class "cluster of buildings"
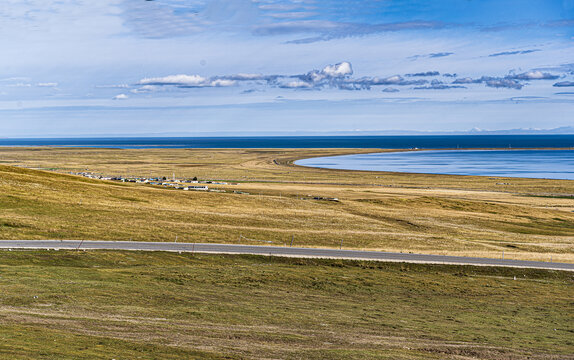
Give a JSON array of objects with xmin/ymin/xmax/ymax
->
[
  {"xmin": 69, "ymin": 172, "xmax": 336, "ymax": 200},
  {"xmin": 71, "ymin": 172, "xmax": 236, "ymax": 192}
]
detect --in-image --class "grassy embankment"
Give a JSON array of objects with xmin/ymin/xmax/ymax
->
[
  {"xmin": 0, "ymin": 250, "xmax": 572, "ymax": 359},
  {"xmin": 0, "ymin": 147, "xmax": 573, "ymax": 262}
]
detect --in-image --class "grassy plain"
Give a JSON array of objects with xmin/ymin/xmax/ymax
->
[
  {"xmin": 0, "ymin": 147, "xmax": 573, "ymax": 359},
  {"xmin": 0, "ymin": 147, "xmax": 573, "ymax": 262},
  {"xmin": 0, "ymin": 250, "xmax": 572, "ymax": 359}
]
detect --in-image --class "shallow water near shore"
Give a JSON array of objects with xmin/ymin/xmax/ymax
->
[{"xmin": 296, "ymin": 149, "xmax": 574, "ymax": 180}]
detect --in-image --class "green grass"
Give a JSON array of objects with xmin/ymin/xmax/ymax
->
[
  {"xmin": 0, "ymin": 250, "xmax": 572, "ymax": 359},
  {"xmin": 0, "ymin": 326, "xmax": 218, "ymax": 360}
]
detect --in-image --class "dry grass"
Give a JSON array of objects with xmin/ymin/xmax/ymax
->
[{"xmin": 0, "ymin": 147, "xmax": 573, "ymax": 262}]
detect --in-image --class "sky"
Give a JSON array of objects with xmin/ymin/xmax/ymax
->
[{"xmin": 0, "ymin": 0, "xmax": 573, "ymax": 137}]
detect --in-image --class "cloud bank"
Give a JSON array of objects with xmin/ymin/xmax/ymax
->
[
  {"xmin": 138, "ymin": 75, "xmax": 236, "ymax": 88},
  {"xmin": 132, "ymin": 62, "xmax": 566, "ymax": 94}
]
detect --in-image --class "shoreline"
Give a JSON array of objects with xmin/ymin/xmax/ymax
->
[
  {"xmin": 293, "ymin": 147, "xmax": 574, "ymax": 181},
  {"xmin": 2, "ymin": 146, "xmax": 573, "ymax": 181}
]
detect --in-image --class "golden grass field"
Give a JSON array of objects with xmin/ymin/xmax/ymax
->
[
  {"xmin": 0, "ymin": 147, "xmax": 573, "ymax": 359},
  {"xmin": 0, "ymin": 147, "xmax": 573, "ymax": 262}
]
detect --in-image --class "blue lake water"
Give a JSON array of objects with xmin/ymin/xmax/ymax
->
[
  {"xmin": 295, "ymin": 150, "xmax": 574, "ymax": 180},
  {"xmin": 0, "ymin": 135, "xmax": 573, "ymax": 149}
]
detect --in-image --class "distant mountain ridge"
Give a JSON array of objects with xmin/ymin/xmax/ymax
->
[
  {"xmin": 323, "ymin": 126, "xmax": 574, "ymax": 136},
  {"xmin": 3, "ymin": 127, "xmax": 574, "ymax": 138},
  {"xmin": 462, "ymin": 126, "xmax": 574, "ymax": 135}
]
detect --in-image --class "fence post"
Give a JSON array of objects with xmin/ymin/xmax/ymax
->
[{"xmin": 76, "ymin": 239, "xmax": 85, "ymax": 251}]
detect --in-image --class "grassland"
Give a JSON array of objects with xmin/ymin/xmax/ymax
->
[
  {"xmin": 0, "ymin": 250, "xmax": 572, "ymax": 359},
  {"xmin": 0, "ymin": 147, "xmax": 572, "ymax": 359},
  {"xmin": 0, "ymin": 147, "xmax": 573, "ymax": 262}
]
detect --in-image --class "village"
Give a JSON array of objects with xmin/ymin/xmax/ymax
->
[
  {"xmin": 71, "ymin": 171, "xmax": 236, "ymax": 193},
  {"xmin": 70, "ymin": 171, "xmax": 339, "ymax": 201}
]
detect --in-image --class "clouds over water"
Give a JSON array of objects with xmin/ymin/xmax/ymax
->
[
  {"xmin": 131, "ymin": 62, "xmax": 564, "ymax": 94},
  {"xmin": 451, "ymin": 71, "xmax": 561, "ymax": 89}
]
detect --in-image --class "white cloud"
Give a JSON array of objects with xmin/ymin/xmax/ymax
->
[
  {"xmin": 137, "ymin": 74, "xmax": 236, "ymax": 88},
  {"xmin": 296, "ymin": 61, "xmax": 355, "ymax": 88},
  {"xmin": 112, "ymin": 93, "xmax": 129, "ymax": 100},
  {"xmin": 322, "ymin": 62, "xmax": 352, "ymax": 77},
  {"xmin": 280, "ymin": 80, "xmax": 313, "ymax": 88},
  {"xmin": 512, "ymin": 71, "xmax": 559, "ymax": 80},
  {"xmin": 95, "ymin": 84, "xmax": 129, "ymax": 89},
  {"xmin": 0, "ymin": 77, "xmax": 31, "ymax": 82},
  {"xmin": 36, "ymin": 82, "xmax": 58, "ymax": 87},
  {"xmin": 268, "ymin": 11, "xmax": 318, "ymax": 20},
  {"xmin": 485, "ymin": 78, "xmax": 523, "ymax": 89},
  {"xmin": 380, "ymin": 75, "xmax": 402, "ymax": 84},
  {"xmin": 7, "ymin": 83, "xmax": 32, "ymax": 87},
  {"xmin": 209, "ymin": 79, "xmax": 236, "ymax": 87},
  {"xmin": 452, "ymin": 77, "xmax": 478, "ymax": 84},
  {"xmin": 225, "ymin": 73, "xmax": 266, "ymax": 80},
  {"xmin": 130, "ymin": 85, "xmax": 157, "ymax": 94},
  {"xmin": 138, "ymin": 74, "xmax": 208, "ymax": 87}
]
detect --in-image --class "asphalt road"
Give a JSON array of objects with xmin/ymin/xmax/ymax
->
[{"xmin": 0, "ymin": 240, "xmax": 572, "ymax": 271}]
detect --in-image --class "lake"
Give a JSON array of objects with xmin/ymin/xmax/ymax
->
[
  {"xmin": 0, "ymin": 135, "xmax": 573, "ymax": 149},
  {"xmin": 295, "ymin": 149, "xmax": 574, "ymax": 180}
]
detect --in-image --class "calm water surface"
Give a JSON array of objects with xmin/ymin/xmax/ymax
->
[
  {"xmin": 295, "ymin": 150, "xmax": 574, "ymax": 180},
  {"xmin": 0, "ymin": 135, "xmax": 573, "ymax": 149}
]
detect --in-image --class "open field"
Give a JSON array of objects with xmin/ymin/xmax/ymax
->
[
  {"xmin": 0, "ymin": 147, "xmax": 573, "ymax": 262},
  {"xmin": 0, "ymin": 250, "xmax": 572, "ymax": 359},
  {"xmin": 0, "ymin": 148, "xmax": 572, "ymax": 359}
]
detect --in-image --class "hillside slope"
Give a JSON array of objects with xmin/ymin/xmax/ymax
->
[{"xmin": 1, "ymin": 153, "xmax": 573, "ymax": 262}]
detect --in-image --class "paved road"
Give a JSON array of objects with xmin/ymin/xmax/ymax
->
[{"xmin": 0, "ymin": 240, "xmax": 572, "ymax": 271}]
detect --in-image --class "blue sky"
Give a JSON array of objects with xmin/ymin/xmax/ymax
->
[{"xmin": 0, "ymin": 0, "xmax": 573, "ymax": 137}]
